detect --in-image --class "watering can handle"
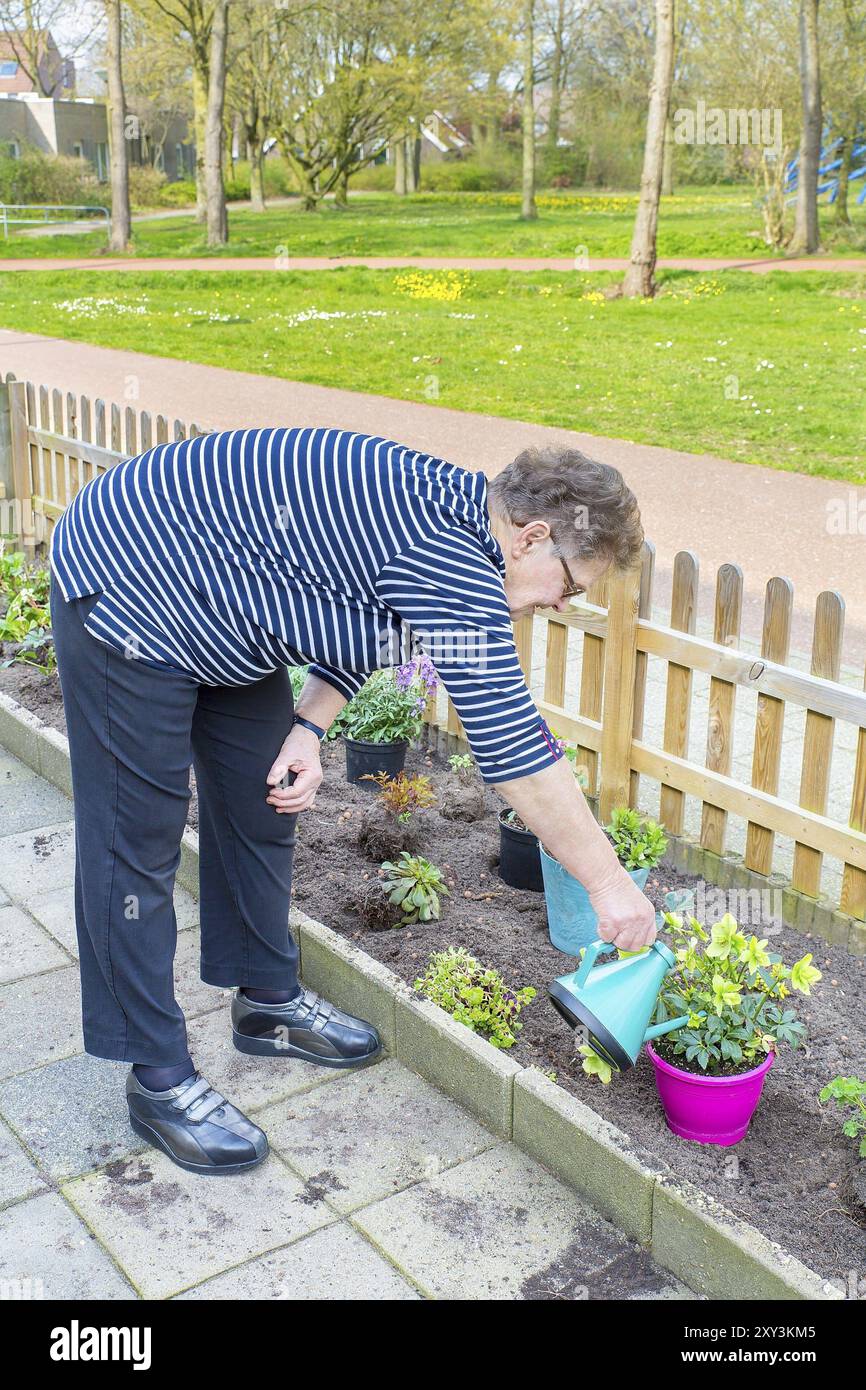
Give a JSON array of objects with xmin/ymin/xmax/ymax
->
[
  {"xmin": 573, "ymin": 938, "xmax": 616, "ymax": 989},
  {"xmin": 575, "ymin": 912, "xmax": 667, "ymax": 990}
]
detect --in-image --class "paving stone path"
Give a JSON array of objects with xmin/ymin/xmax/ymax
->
[{"xmin": 0, "ymin": 747, "xmax": 698, "ymax": 1301}]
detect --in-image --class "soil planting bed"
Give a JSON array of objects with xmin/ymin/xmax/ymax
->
[{"xmin": 3, "ymin": 659, "xmax": 865, "ymax": 1284}]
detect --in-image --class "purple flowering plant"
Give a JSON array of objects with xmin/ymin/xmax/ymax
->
[{"xmin": 340, "ymin": 656, "xmax": 439, "ymax": 744}]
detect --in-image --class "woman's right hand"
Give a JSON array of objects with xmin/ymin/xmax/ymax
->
[
  {"xmin": 265, "ymin": 725, "xmax": 323, "ymax": 813},
  {"xmin": 589, "ymin": 872, "xmax": 658, "ymax": 952}
]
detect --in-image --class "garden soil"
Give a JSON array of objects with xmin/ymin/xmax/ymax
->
[{"xmin": 2, "ymin": 661, "xmax": 864, "ymax": 1285}]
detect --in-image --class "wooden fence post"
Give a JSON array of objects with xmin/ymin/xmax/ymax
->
[
  {"xmin": 8, "ymin": 381, "xmax": 36, "ymax": 559},
  {"xmin": 599, "ymin": 563, "xmax": 641, "ymax": 822}
]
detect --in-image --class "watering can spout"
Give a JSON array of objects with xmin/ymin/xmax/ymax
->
[{"xmin": 643, "ymin": 1016, "xmax": 689, "ymax": 1044}]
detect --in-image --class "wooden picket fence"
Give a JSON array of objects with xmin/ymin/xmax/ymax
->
[{"xmin": 2, "ymin": 369, "xmax": 866, "ymax": 927}]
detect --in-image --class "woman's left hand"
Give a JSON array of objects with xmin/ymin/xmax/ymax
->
[{"xmin": 265, "ymin": 725, "xmax": 323, "ymax": 813}]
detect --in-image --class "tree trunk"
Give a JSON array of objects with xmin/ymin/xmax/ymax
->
[
  {"xmin": 192, "ymin": 61, "xmax": 209, "ymax": 224},
  {"xmin": 404, "ymin": 132, "xmax": 420, "ymax": 193},
  {"xmin": 661, "ymin": 114, "xmax": 674, "ymax": 195},
  {"xmin": 204, "ymin": 0, "xmax": 229, "ymax": 247},
  {"xmin": 834, "ymin": 129, "xmax": 852, "ymax": 224},
  {"xmin": 105, "ymin": 0, "xmax": 131, "ymax": 252},
  {"xmin": 248, "ymin": 134, "xmax": 266, "ymax": 212},
  {"xmin": 622, "ymin": 0, "xmax": 675, "ymax": 297},
  {"xmin": 545, "ymin": 0, "xmax": 565, "ymax": 161},
  {"xmin": 789, "ymin": 0, "xmax": 822, "ymax": 254},
  {"xmin": 392, "ymin": 134, "xmax": 407, "ymax": 194},
  {"xmin": 521, "ymin": 0, "xmax": 537, "ymax": 220},
  {"xmin": 412, "ymin": 134, "xmax": 422, "ymax": 190},
  {"xmin": 334, "ymin": 165, "xmax": 350, "ymax": 207}
]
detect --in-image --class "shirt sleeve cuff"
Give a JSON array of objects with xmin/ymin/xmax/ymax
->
[
  {"xmin": 476, "ymin": 719, "xmax": 566, "ymax": 784},
  {"xmin": 306, "ymin": 663, "xmax": 367, "ymax": 702}
]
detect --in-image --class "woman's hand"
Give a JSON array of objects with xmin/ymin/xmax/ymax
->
[
  {"xmin": 265, "ymin": 725, "xmax": 323, "ymax": 814},
  {"xmin": 589, "ymin": 872, "xmax": 658, "ymax": 953}
]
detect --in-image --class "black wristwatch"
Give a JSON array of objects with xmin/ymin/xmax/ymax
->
[{"xmin": 293, "ymin": 714, "xmax": 327, "ymax": 741}]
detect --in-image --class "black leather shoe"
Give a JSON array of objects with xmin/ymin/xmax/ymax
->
[
  {"xmin": 126, "ymin": 1069, "xmax": 268, "ymax": 1175},
  {"xmin": 231, "ymin": 986, "xmax": 383, "ymax": 1068}
]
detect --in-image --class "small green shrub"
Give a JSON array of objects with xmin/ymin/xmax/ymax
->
[
  {"xmin": 414, "ymin": 946, "xmax": 535, "ymax": 1048},
  {"xmin": 0, "ymin": 148, "xmax": 101, "ymax": 207},
  {"xmin": 362, "ymin": 770, "xmax": 436, "ymax": 822},
  {"xmin": 0, "ymin": 546, "xmax": 54, "ymax": 672},
  {"xmin": 819, "ymin": 1076, "xmax": 866, "ymax": 1158},
  {"xmin": 604, "ymin": 806, "xmax": 668, "ymax": 871},
  {"xmin": 127, "ymin": 164, "xmax": 168, "ymax": 210},
  {"xmin": 380, "ymin": 852, "xmax": 449, "ymax": 923}
]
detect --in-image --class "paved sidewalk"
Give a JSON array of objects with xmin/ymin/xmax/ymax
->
[
  {"xmin": 2, "ymin": 254, "xmax": 865, "ymax": 273},
  {"xmin": 0, "ymin": 749, "xmax": 696, "ymax": 1301},
  {"xmin": 2, "ymin": 327, "xmax": 865, "ymax": 669}
]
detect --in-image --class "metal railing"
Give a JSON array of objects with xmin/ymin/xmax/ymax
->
[{"xmin": 0, "ymin": 202, "xmax": 110, "ymax": 240}]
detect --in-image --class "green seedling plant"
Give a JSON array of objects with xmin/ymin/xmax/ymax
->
[
  {"xmin": 604, "ymin": 806, "xmax": 668, "ymax": 871},
  {"xmin": 379, "ymin": 852, "xmax": 449, "ymax": 923},
  {"xmin": 819, "ymin": 1076, "xmax": 866, "ymax": 1158},
  {"xmin": 414, "ymin": 945, "xmax": 535, "ymax": 1049},
  {"xmin": 448, "ymin": 753, "xmax": 475, "ymax": 781},
  {"xmin": 362, "ymin": 770, "xmax": 436, "ymax": 822},
  {"xmin": 652, "ymin": 910, "xmax": 820, "ymax": 1075},
  {"xmin": 0, "ymin": 546, "xmax": 55, "ymax": 672}
]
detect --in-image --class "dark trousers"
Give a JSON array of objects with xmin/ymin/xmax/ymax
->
[{"xmin": 50, "ymin": 579, "xmax": 300, "ymax": 1066}]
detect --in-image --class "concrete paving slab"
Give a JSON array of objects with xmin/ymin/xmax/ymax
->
[
  {"xmin": 0, "ymin": 777, "xmax": 75, "ymax": 837},
  {"xmin": 0, "ymin": 1191, "xmax": 136, "ymax": 1299},
  {"xmin": 0, "ymin": 1053, "xmax": 140, "ymax": 1181},
  {"xmin": 0, "ymin": 902, "xmax": 70, "ymax": 983},
  {"xmin": 351, "ymin": 1143, "xmax": 645, "ymax": 1300},
  {"xmin": 63, "ymin": 1149, "xmax": 337, "ymax": 1299},
  {"xmin": 0, "ymin": 1112, "xmax": 46, "ymax": 1204},
  {"xmin": 172, "ymin": 929, "xmax": 230, "ymax": 1021},
  {"xmin": 0, "ymin": 821, "xmax": 76, "ymax": 899},
  {"xmin": 0, "ymin": 749, "xmax": 37, "ymax": 786},
  {"xmin": 261, "ymin": 1057, "xmax": 500, "ymax": 1214},
  {"xmin": 174, "ymin": 1222, "xmax": 421, "ymax": 1300},
  {"xmin": 0, "ymin": 966, "xmax": 83, "ymax": 1078}
]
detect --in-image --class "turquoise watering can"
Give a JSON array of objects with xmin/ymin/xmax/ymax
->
[{"xmin": 547, "ymin": 914, "xmax": 691, "ymax": 1072}]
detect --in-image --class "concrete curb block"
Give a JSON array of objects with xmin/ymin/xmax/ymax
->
[
  {"xmin": 394, "ymin": 990, "xmax": 521, "ymax": 1139},
  {"xmin": 651, "ymin": 1174, "xmax": 844, "ymax": 1302},
  {"xmin": 291, "ymin": 909, "xmax": 404, "ymax": 1054},
  {"xmin": 0, "ymin": 689, "xmax": 843, "ymax": 1300}
]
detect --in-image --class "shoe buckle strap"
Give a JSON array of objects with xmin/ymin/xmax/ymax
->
[
  {"xmin": 171, "ymin": 1076, "xmax": 211, "ymax": 1111},
  {"xmin": 185, "ymin": 1092, "xmax": 226, "ymax": 1123}
]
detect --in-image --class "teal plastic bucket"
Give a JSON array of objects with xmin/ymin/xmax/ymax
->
[{"xmin": 539, "ymin": 844, "xmax": 650, "ymax": 954}]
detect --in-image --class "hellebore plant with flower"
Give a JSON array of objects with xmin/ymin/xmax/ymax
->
[
  {"xmin": 339, "ymin": 657, "xmax": 439, "ymax": 744},
  {"xmin": 652, "ymin": 910, "xmax": 820, "ymax": 1076}
]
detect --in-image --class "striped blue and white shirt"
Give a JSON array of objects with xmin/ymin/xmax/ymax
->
[{"xmin": 49, "ymin": 426, "xmax": 565, "ymax": 784}]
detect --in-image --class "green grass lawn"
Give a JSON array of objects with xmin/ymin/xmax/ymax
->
[
  {"xmin": 2, "ymin": 266, "xmax": 863, "ymax": 482},
  {"xmin": 3, "ymin": 186, "xmax": 865, "ymax": 260}
]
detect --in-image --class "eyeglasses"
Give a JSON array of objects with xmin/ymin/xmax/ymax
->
[{"xmin": 559, "ymin": 555, "xmax": 584, "ymax": 600}]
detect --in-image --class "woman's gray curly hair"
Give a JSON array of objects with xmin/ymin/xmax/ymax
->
[{"xmin": 487, "ymin": 444, "xmax": 644, "ymax": 573}]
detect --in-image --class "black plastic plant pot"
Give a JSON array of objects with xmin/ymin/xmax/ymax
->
[
  {"xmin": 344, "ymin": 737, "xmax": 409, "ymax": 787},
  {"xmin": 497, "ymin": 809, "xmax": 544, "ymax": 892}
]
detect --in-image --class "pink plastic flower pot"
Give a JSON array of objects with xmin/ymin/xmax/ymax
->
[{"xmin": 645, "ymin": 1042, "xmax": 775, "ymax": 1147}]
